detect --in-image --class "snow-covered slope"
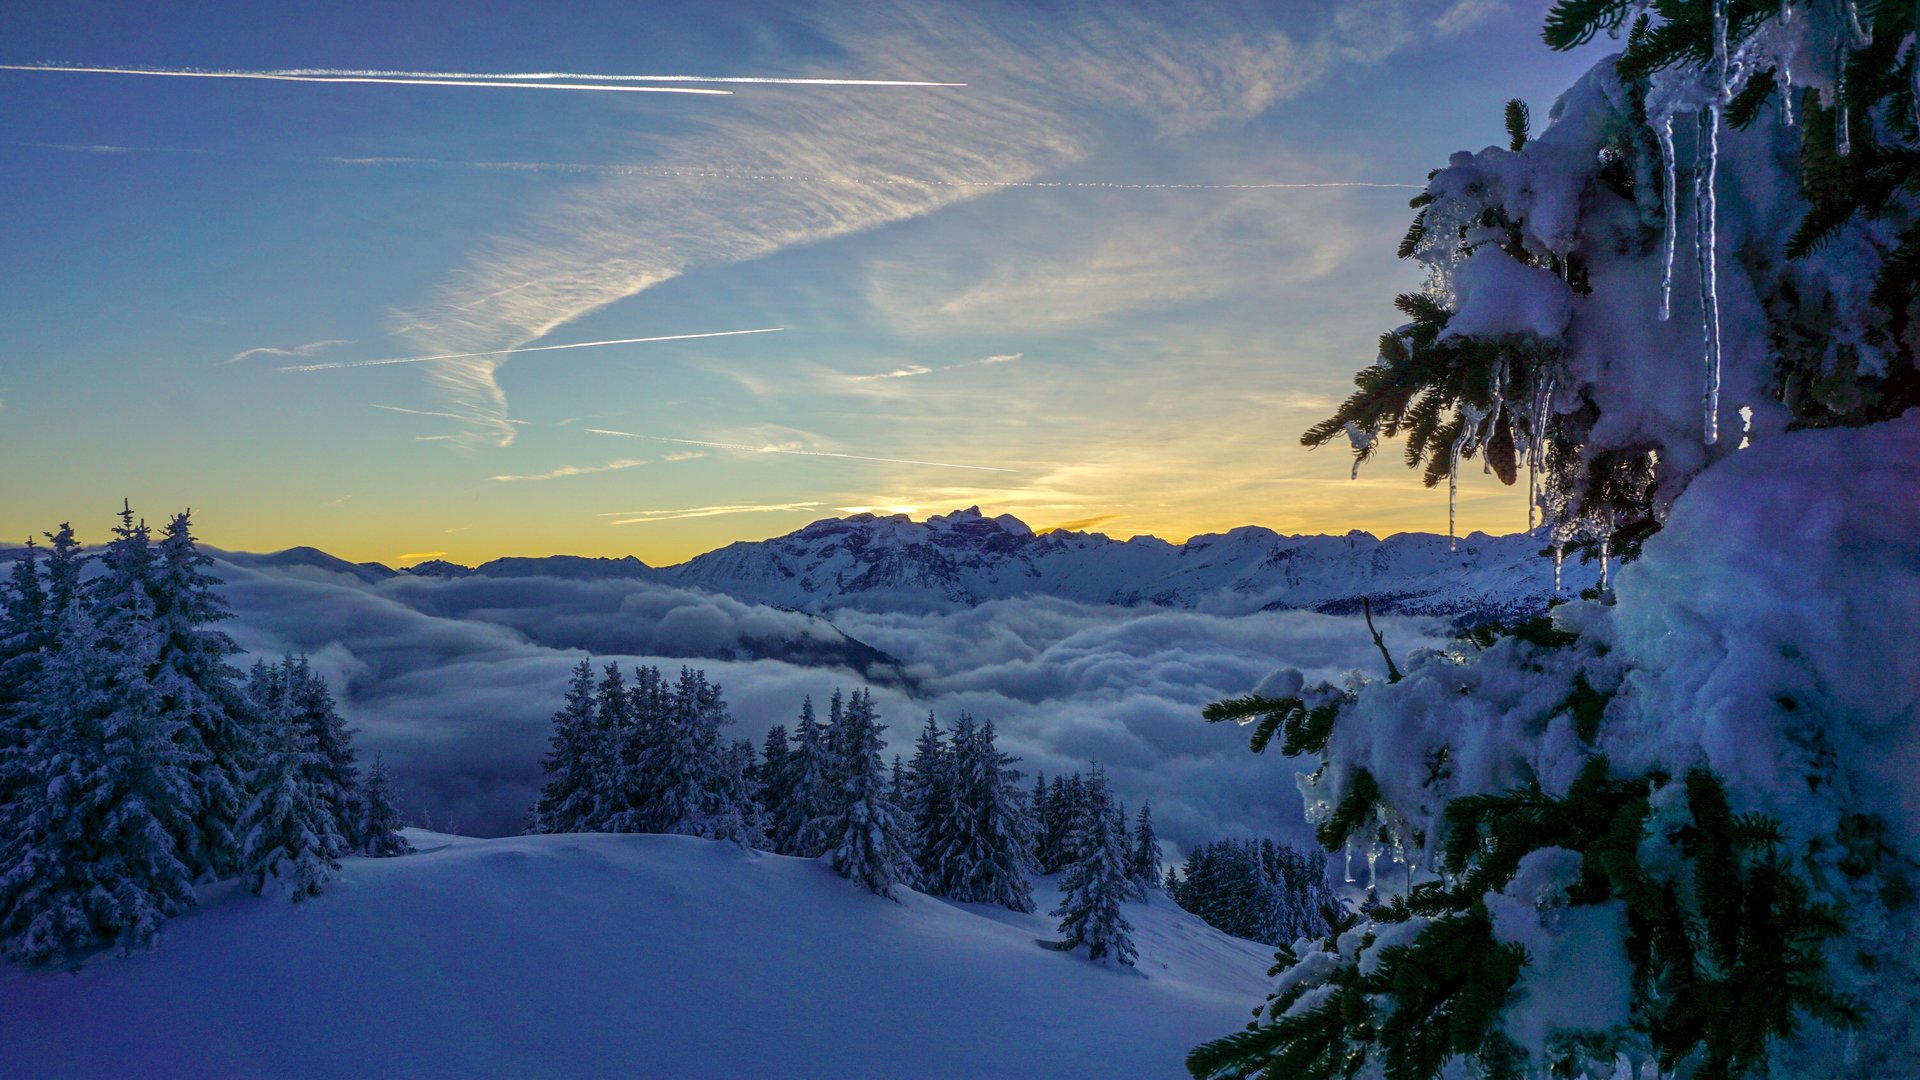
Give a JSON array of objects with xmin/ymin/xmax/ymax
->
[
  {"xmin": 664, "ymin": 507, "xmax": 1595, "ymax": 622},
  {"xmin": 0, "ymin": 831, "xmax": 1274, "ymax": 1079}
]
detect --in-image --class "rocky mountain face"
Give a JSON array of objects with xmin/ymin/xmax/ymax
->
[{"xmin": 392, "ymin": 507, "xmax": 1594, "ymax": 625}]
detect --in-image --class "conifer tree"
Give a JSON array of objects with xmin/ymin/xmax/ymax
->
[
  {"xmin": 0, "ymin": 542, "xmax": 50, "ymax": 817},
  {"xmin": 1129, "ymin": 800, "xmax": 1162, "ymax": 893},
  {"xmin": 905, "ymin": 711, "xmax": 950, "ymax": 884},
  {"xmin": 358, "ymin": 756, "xmax": 412, "ymax": 857},
  {"xmin": 820, "ymin": 689, "xmax": 916, "ymax": 898},
  {"xmin": 0, "ymin": 605, "xmax": 197, "ymax": 965},
  {"xmin": 533, "ymin": 659, "xmax": 599, "ymax": 834},
  {"xmin": 247, "ymin": 656, "xmax": 356, "ymax": 855},
  {"xmin": 779, "ymin": 697, "xmax": 835, "ymax": 857},
  {"xmin": 756, "ymin": 722, "xmax": 792, "ymax": 828},
  {"xmin": 932, "ymin": 716, "xmax": 1034, "ymax": 911},
  {"xmin": 1047, "ymin": 765, "xmax": 1136, "ymax": 966},
  {"xmin": 148, "ymin": 510, "xmax": 255, "ymax": 879},
  {"xmin": 238, "ymin": 696, "xmax": 344, "ymax": 902}
]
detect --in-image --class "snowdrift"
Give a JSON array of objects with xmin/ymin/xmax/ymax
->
[{"xmin": 0, "ymin": 831, "xmax": 1274, "ymax": 1078}]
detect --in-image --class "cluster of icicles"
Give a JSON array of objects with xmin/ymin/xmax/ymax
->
[{"xmin": 1415, "ymin": 2, "xmax": 1869, "ymax": 582}]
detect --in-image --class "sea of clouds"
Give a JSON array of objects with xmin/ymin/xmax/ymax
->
[{"xmin": 210, "ymin": 554, "xmax": 1449, "ymax": 862}]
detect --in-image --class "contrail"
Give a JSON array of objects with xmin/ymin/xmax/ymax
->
[
  {"xmin": 587, "ymin": 428, "xmax": 1016, "ymax": 473},
  {"xmin": 0, "ymin": 64, "xmax": 730, "ymax": 95},
  {"xmin": 268, "ymin": 68, "xmax": 965, "ymax": 87},
  {"xmin": 598, "ymin": 502, "xmax": 822, "ymax": 524},
  {"xmin": 371, "ymin": 404, "xmax": 530, "ymax": 425},
  {"xmin": 281, "ymin": 328, "xmax": 785, "ymax": 372},
  {"xmin": 325, "ymin": 156, "xmax": 1424, "ymax": 190}
]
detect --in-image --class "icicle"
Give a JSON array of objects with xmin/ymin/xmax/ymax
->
[
  {"xmin": 1695, "ymin": 103, "xmax": 1724, "ymax": 445},
  {"xmin": 1553, "ymin": 544, "xmax": 1564, "ymax": 592},
  {"xmin": 1657, "ymin": 114, "xmax": 1678, "ymax": 321},
  {"xmin": 1599, "ymin": 532, "xmax": 1611, "ymax": 591},
  {"xmin": 1447, "ymin": 451, "xmax": 1459, "ymax": 553},
  {"xmin": 1780, "ymin": 0, "xmax": 1791, "ymax": 22},
  {"xmin": 1366, "ymin": 847, "xmax": 1379, "ymax": 890},
  {"xmin": 1343, "ymin": 844, "xmax": 1356, "ymax": 883},
  {"xmin": 1782, "ymin": 58, "xmax": 1795, "ymax": 126},
  {"xmin": 1845, "ymin": 1, "xmax": 1870, "ymax": 46},
  {"xmin": 1738, "ymin": 404, "xmax": 1753, "ymax": 449},
  {"xmin": 1836, "ymin": 33, "xmax": 1853, "ymax": 157}
]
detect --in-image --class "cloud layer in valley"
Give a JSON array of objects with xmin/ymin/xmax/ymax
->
[{"xmin": 211, "ymin": 552, "xmax": 1446, "ymax": 859}]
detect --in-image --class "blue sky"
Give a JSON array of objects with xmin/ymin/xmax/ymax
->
[{"xmin": 0, "ymin": 0, "xmax": 1606, "ymax": 565}]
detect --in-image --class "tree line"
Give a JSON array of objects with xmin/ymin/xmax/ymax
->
[
  {"xmin": 531, "ymin": 661, "xmax": 1211, "ymax": 966},
  {"xmin": 0, "ymin": 505, "xmax": 409, "ymax": 968}
]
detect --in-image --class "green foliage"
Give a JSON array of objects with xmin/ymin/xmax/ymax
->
[
  {"xmin": 1203, "ymin": 695, "xmax": 1342, "ymax": 756},
  {"xmin": 1315, "ymin": 769, "xmax": 1383, "ymax": 851},
  {"xmin": 1505, "ymin": 99, "xmax": 1530, "ymax": 151}
]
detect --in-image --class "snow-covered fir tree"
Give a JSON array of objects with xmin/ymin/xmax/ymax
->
[
  {"xmin": 0, "ymin": 541, "xmax": 50, "ymax": 818},
  {"xmin": 1047, "ymin": 765, "xmax": 1135, "ymax": 966},
  {"xmin": 357, "ymin": 756, "xmax": 412, "ymax": 857},
  {"xmin": 238, "ymin": 693, "xmax": 345, "ymax": 902},
  {"xmin": 1170, "ymin": 839, "xmax": 1334, "ymax": 948},
  {"xmin": 1191, "ymin": 2, "xmax": 1920, "ymax": 1074},
  {"xmin": 1127, "ymin": 800, "xmax": 1161, "ymax": 894},
  {"xmin": 930, "ymin": 715, "xmax": 1034, "ymax": 911},
  {"xmin": 533, "ymin": 659, "xmax": 599, "ymax": 834},
  {"xmin": 777, "ymin": 697, "xmax": 835, "ymax": 857},
  {"xmin": 148, "ymin": 510, "xmax": 255, "ymax": 880},
  {"xmin": 245, "ymin": 656, "xmax": 357, "ymax": 856},
  {"xmin": 756, "ymin": 722, "xmax": 791, "ymax": 824},
  {"xmin": 0, "ymin": 601, "xmax": 198, "ymax": 966},
  {"xmin": 819, "ymin": 689, "xmax": 915, "ymax": 899},
  {"xmin": 904, "ymin": 711, "xmax": 951, "ymax": 884}
]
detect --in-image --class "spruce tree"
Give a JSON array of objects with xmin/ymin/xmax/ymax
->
[
  {"xmin": 0, "ymin": 541, "xmax": 50, "ymax": 817},
  {"xmin": 905, "ymin": 711, "xmax": 950, "ymax": 885},
  {"xmin": 779, "ymin": 697, "xmax": 834, "ymax": 857},
  {"xmin": 0, "ymin": 605, "xmax": 197, "ymax": 965},
  {"xmin": 238, "ymin": 695, "xmax": 344, "ymax": 902},
  {"xmin": 148, "ymin": 509, "xmax": 255, "ymax": 879},
  {"xmin": 1129, "ymin": 800, "xmax": 1161, "ymax": 893},
  {"xmin": 932, "ymin": 716, "xmax": 1035, "ymax": 911},
  {"xmin": 820, "ymin": 689, "xmax": 916, "ymax": 898},
  {"xmin": 1047, "ymin": 765, "xmax": 1136, "ymax": 966},
  {"xmin": 533, "ymin": 659, "xmax": 599, "ymax": 834},
  {"xmin": 757, "ymin": 722, "xmax": 792, "ymax": 830},
  {"xmin": 247, "ymin": 656, "xmax": 356, "ymax": 855},
  {"xmin": 358, "ymin": 756, "xmax": 412, "ymax": 857}
]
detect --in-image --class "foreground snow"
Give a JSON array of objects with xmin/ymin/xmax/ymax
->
[{"xmin": 0, "ymin": 831, "xmax": 1273, "ymax": 1078}]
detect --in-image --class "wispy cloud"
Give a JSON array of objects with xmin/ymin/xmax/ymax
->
[
  {"xmin": 326, "ymin": 154, "xmax": 1419, "ymax": 192},
  {"xmin": 1434, "ymin": 0, "xmax": 1506, "ymax": 35},
  {"xmin": 847, "ymin": 364, "xmax": 932, "ymax": 382},
  {"xmin": 489, "ymin": 458, "xmax": 649, "ymax": 482},
  {"xmin": 380, "ymin": 2, "xmax": 1360, "ymax": 445},
  {"xmin": 1036, "ymin": 514, "xmax": 1121, "ymax": 534},
  {"xmin": 281, "ymin": 328, "xmax": 783, "ymax": 372},
  {"xmin": 587, "ymin": 428, "xmax": 1017, "ymax": 473},
  {"xmin": 663, "ymin": 451, "xmax": 709, "ymax": 462},
  {"xmin": 17, "ymin": 141, "xmax": 205, "ymax": 154},
  {"xmin": 977, "ymin": 352, "xmax": 1023, "ymax": 365},
  {"xmin": 394, "ymin": 551, "xmax": 449, "ymax": 563},
  {"xmin": 224, "ymin": 338, "xmax": 351, "ymax": 365},
  {"xmin": 598, "ymin": 502, "xmax": 822, "ymax": 525},
  {"xmin": 0, "ymin": 64, "xmax": 732, "ymax": 95}
]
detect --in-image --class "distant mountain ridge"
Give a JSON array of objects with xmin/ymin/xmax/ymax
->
[{"xmin": 399, "ymin": 507, "xmax": 1597, "ymax": 625}]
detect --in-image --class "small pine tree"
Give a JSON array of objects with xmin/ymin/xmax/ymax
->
[
  {"xmin": 931, "ymin": 716, "xmax": 1035, "ymax": 911},
  {"xmin": 358, "ymin": 756, "xmax": 412, "ymax": 857},
  {"xmin": 1048, "ymin": 765, "xmax": 1136, "ymax": 966},
  {"xmin": 906, "ymin": 711, "xmax": 950, "ymax": 885},
  {"xmin": 238, "ymin": 701, "xmax": 345, "ymax": 902},
  {"xmin": 1129, "ymin": 800, "xmax": 1162, "ymax": 894},
  {"xmin": 820, "ymin": 689, "xmax": 916, "ymax": 898},
  {"xmin": 779, "ymin": 698, "xmax": 835, "ymax": 857},
  {"xmin": 533, "ymin": 659, "xmax": 599, "ymax": 834}
]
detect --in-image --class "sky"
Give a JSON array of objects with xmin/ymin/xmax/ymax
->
[{"xmin": 0, "ymin": 0, "xmax": 1608, "ymax": 567}]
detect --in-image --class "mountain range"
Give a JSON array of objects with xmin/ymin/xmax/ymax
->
[{"xmin": 400, "ymin": 507, "xmax": 1593, "ymax": 625}]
